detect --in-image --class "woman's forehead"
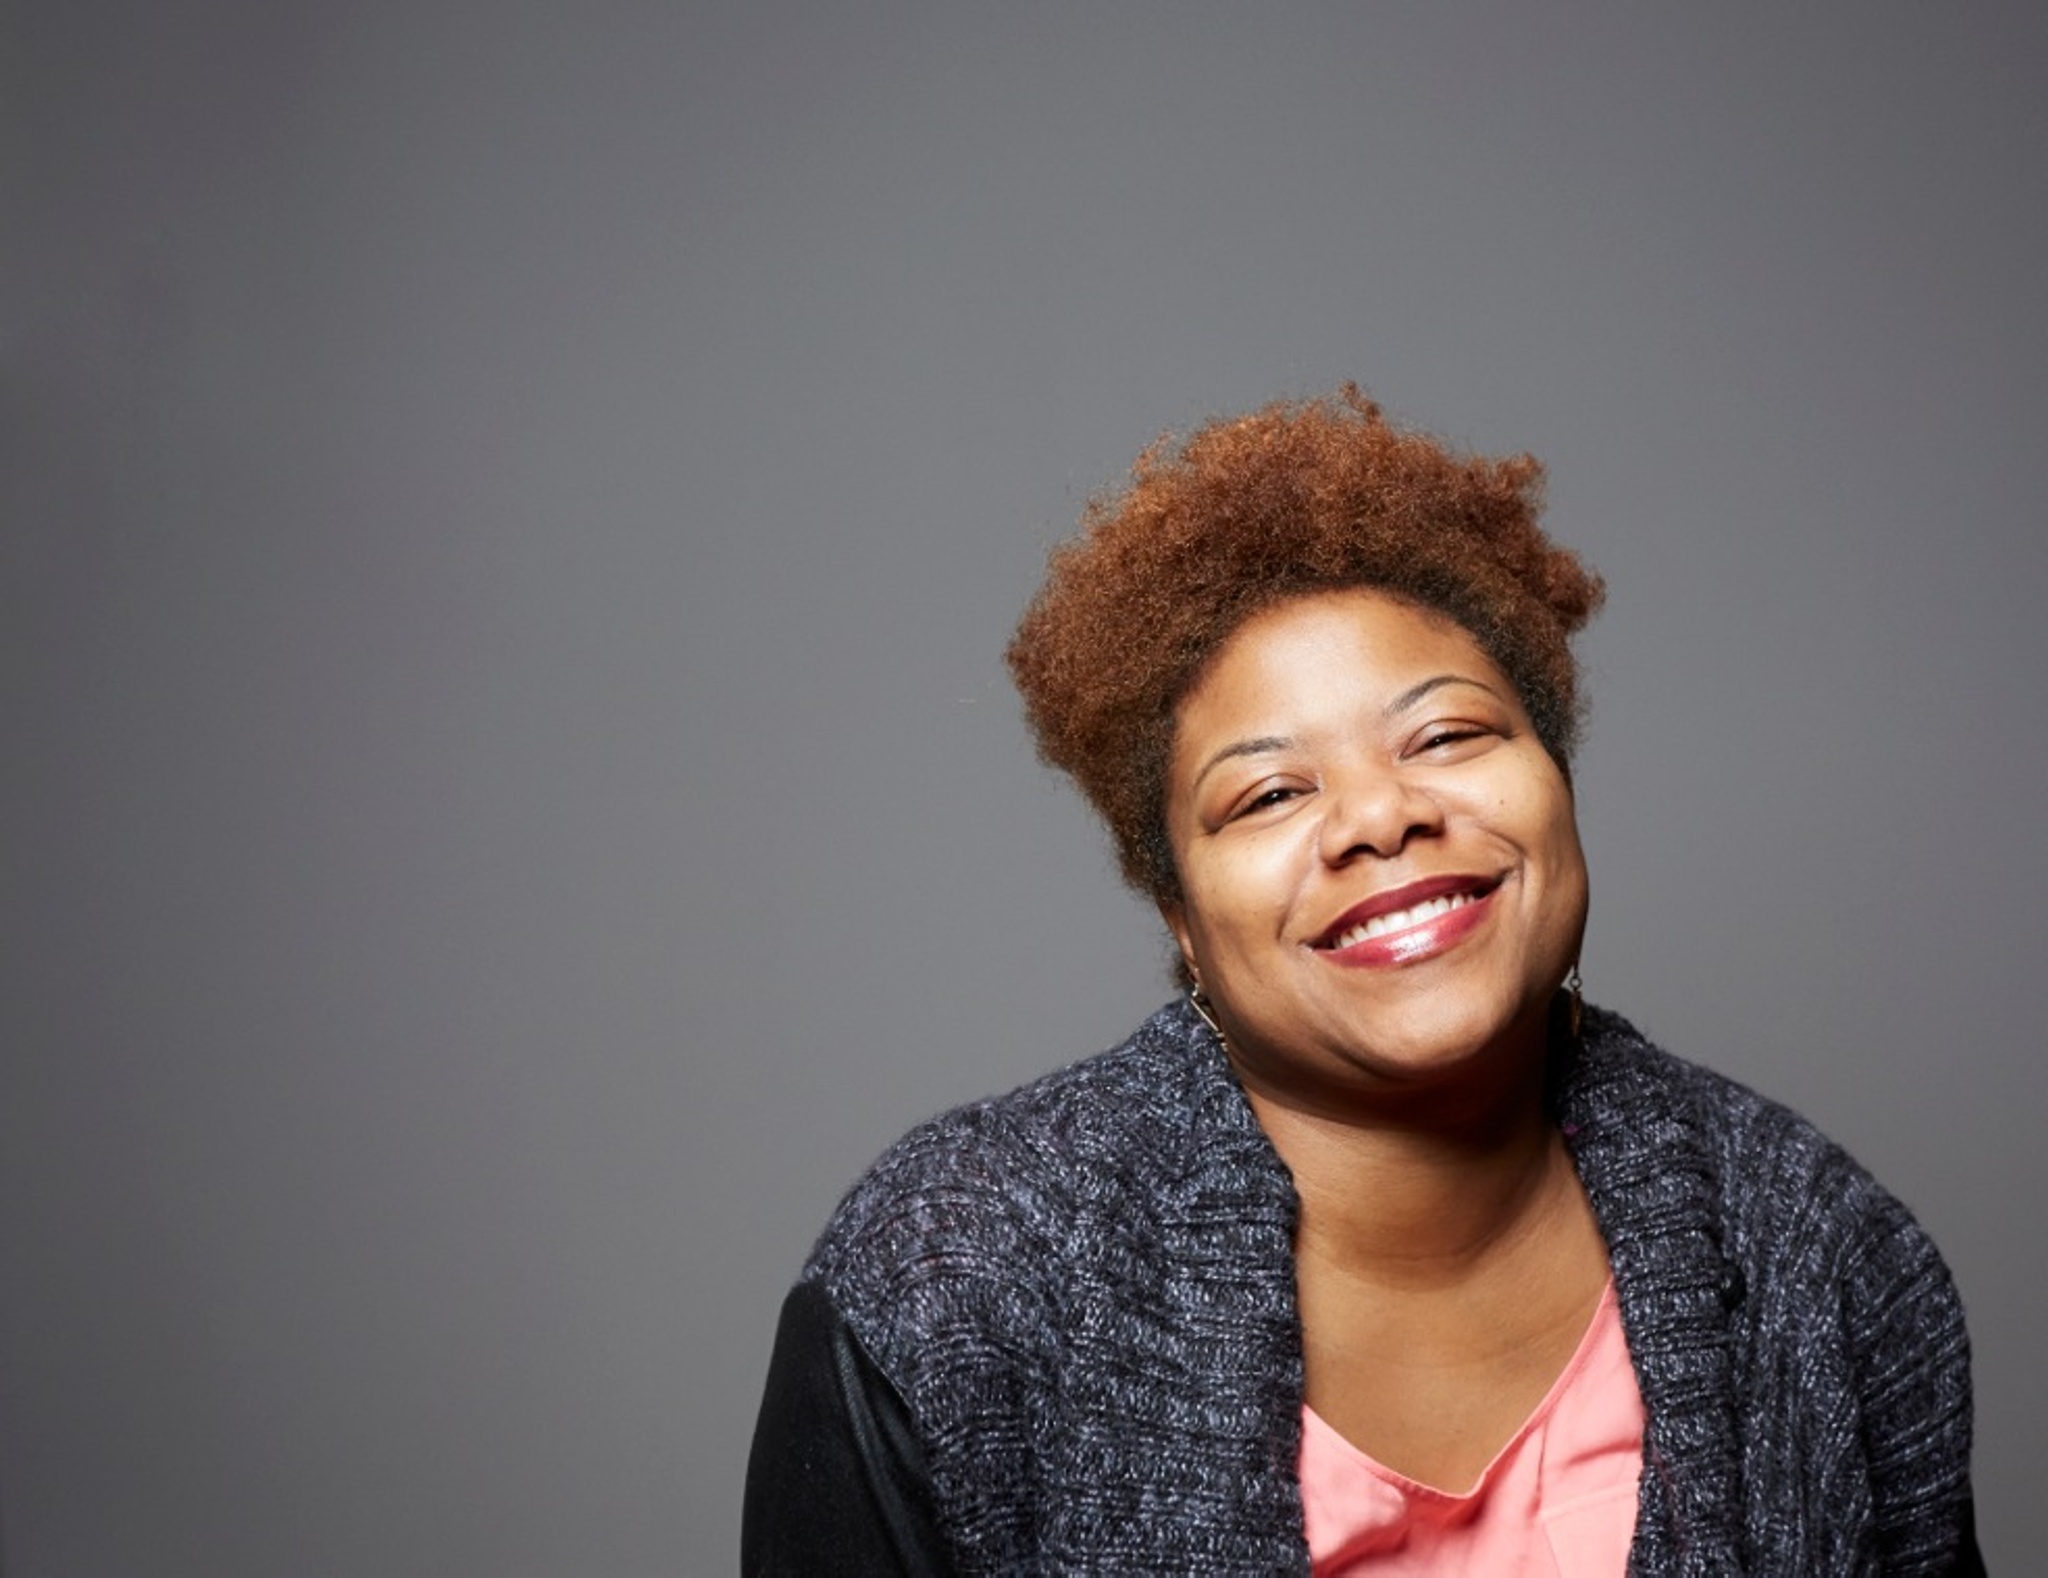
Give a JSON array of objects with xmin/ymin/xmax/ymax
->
[{"xmin": 1182, "ymin": 589, "xmax": 1510, "ymax": 722}]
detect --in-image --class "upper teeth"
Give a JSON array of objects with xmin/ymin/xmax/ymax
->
[{"xmin": 1328, "ymin": 892, "xmax": 1473, "ymax": 948}]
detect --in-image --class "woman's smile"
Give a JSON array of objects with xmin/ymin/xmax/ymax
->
[{"xmin": 1311, "ymin": 874, "xmax": 1503, "ymax": 967}]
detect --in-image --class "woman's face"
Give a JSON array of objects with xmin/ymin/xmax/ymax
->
[{"xmin": 1161, "ymin": 588, "xmax": 1587, "ymax": 1111}]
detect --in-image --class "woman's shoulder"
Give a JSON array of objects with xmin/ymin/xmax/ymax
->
[
  {"xmin": 809, "ymin": 1000, "xmax": 1215, "ymax": 1228},
  {"xmin": 799, "ymin": 997, "xmax": 1276, "ymax": 1360},
  {"xmin": 1570, "ymin": 1005, "xmax": 1965, "ymax": 1341},
  {"xmin": 1573, "ymin": 1007, "xmax": 1937, "ymax": 1234}
]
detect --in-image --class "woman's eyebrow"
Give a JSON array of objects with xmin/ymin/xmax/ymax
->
[
  {"xmin": 1386, "ymin": 673, "xmax": 1503, "ymax": 716},
  {"xmin": 1192, "ymin": 735, "xmax": 1293, "ymax": 788}
]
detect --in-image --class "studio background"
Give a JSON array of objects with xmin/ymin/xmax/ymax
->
[{"xmin": 6, "ymin": 3, "xmax": 2043, "ymax": 1572}]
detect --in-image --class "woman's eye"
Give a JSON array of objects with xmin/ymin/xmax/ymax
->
[
  {"xmin": 1416, "ymin": 726, "xmax": 1489, "ymax": 754},
  {"xmin": 1232, "ymin": 785, "xmax": 1300, "ymax": 819}
]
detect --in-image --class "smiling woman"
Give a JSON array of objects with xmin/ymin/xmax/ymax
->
[{"xmin": 741, "ymin": 391, "xmax": 1981, "ymax": 1575}]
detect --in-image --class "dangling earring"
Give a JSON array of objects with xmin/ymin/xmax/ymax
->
[
  {"xmin": 1566, "ymin": 966, "xmax": 1584, "ymax": 1040},
  {"xmin": 1188, "ymin": 979, "xmax": 1226, "ymax": 1044}
]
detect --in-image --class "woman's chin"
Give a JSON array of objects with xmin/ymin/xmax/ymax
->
[{"xmin": 1229, "ymin": 1008, "xmax": 1550, "ymax": 1117}]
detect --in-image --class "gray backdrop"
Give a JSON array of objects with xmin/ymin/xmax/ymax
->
[{"xmin": 6, "ymin": 3, "xmax": 2043, "ymax": 1572}]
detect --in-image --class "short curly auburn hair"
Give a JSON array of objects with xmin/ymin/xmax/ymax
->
[{"xmin": 1006, "ymin": 386, "xmax": 1605, "ymax": 905}]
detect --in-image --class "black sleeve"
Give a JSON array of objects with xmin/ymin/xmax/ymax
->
[
  {"xmin": 1947, "ymin": 1496, "xmax": 1986, "ymax": 1576},
  {"xmin": 742, "ymin": 1279, "xmax": 954, "ymax": 1576}
]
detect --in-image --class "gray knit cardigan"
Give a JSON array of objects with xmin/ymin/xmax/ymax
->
[{"xmin": 801, "ymin": 1000, "xmax": 1977, "ymax": 1573}]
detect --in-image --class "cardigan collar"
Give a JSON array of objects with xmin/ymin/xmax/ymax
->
[{"xmin": 1556, "ymin": 1007, "xmax": 1747, "ymax": 1572}]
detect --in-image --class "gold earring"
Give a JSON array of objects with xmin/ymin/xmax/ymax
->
[
  {"xmin": 1566, "ymin": 967, "xmax": 1584, "ymax": 1040},
  {"xmin": 1188, "ymin": 988, "xmax": 1226, "ymax": 1043}
]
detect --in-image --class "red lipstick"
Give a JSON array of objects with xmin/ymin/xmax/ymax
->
[{"xmin": 1312, "ymin": 874, "xmax": 1500, "ymax": 968}]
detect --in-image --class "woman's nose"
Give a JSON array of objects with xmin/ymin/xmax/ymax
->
[{"xmin": 1315, "ymin": 767, "xmax": 1445, "ymax": 864}]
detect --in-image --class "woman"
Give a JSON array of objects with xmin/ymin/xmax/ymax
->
[{"xmin": 743, "ymin": 389, "xmax": 1979, "ymax": 1574}]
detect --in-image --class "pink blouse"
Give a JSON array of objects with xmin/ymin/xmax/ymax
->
[{"xmin": 1298, "ymin": 1281, "xmax": 1646, "ymax": 1575}]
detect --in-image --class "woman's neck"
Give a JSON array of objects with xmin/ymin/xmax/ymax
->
[{"xmin": 1246, "ymin": 1072, "xmax": 1572, "ymax": 1286}]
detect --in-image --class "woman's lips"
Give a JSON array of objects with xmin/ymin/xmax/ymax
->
[{"xmin": 1311, "ymin": 876, "xmax": 1501, "ymax": 967}]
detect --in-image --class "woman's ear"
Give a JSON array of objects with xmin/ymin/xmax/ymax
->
[{"xmin": 1159, "ymin": 902, "xmax": 1198, "ymax": 988}]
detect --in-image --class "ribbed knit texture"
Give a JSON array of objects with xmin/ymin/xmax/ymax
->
[{"xmin": 804, "ymin": 1001, "xmax": 1973, "ymax": 1574}]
